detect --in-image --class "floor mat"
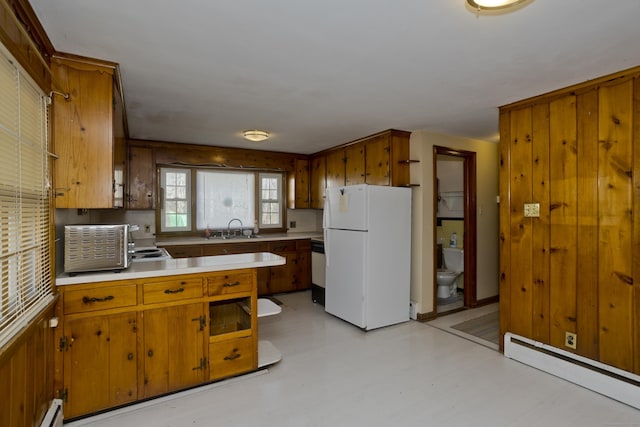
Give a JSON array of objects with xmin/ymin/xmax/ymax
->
[{"xmin": 450, "ymin": 311, "xmax": 499, "ymax": 345}]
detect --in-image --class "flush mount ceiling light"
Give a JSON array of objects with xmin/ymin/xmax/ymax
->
[
  {"xmin": 467, "ymin": 0, "xmax": 529, "ymax": 10},
  {"xmin": 242, "ymin": 129, "xmax": 270, "ymax": 142}
]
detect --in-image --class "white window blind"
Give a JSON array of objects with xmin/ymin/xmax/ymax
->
[{"xmin": 0, "ymin": 42, "xmax": 53, "ymax": 349}]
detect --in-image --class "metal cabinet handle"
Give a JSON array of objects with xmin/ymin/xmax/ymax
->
[
  {"xmin": 148, "ymin": 350, "xmax": 153, "ymax": 357},
  {"xmin": 222, "ymin": 281, "xmax": 240, "ymax": 288},
  {"xmin": 82, "ymin": 295, "xmax": 114, "ymax": 304},
  {"xmin": 164, "ymin": 287, "xmax": 185, "ymax": 294},
  {"xmin": 224, "ymin": 350, "xmax": 241, "ymax": 361},
  {"xmin": 128, "ymin": 353, "xmax": 134, "ymax": 361}
]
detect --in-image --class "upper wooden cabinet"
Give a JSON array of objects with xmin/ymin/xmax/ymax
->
[
  {"xmin": 310, "ymin": 154, "xmax": 326, "ymax": 209},
  {"xmin": 316, "ymin": 129, "xmax": 411, "ymax": 190},
  {"xmin": 325, "ymin": 149, "xmax": 345, "ymax": 189},
  {"xmin": 345, "ymin": 143, "xmax": 365, "ymax": 186},
  {"xmin": 288, "ymin": 158, "xmax": 310, "ymax": 209},
  {"xmin": 51, "ymin": 54, "xmax": 126, "ymax": 209},
  {"xmin": 127, "ymin": 145, "xmax": 155, "ymax": 209}
]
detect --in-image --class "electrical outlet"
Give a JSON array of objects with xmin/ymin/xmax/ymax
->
[
  {"xmin": 144, "ymin": 225, "xmax": 151, "ymax": 233},
  {"xmin": 289, "ymin": 221, "xmax": 296, "ymax": 229},
  {"xmin": 565, "ymin": 332, "xmax": 577, "ymax": 349}
]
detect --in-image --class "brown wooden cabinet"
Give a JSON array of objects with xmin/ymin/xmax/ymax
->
[
  {"xmin": 57, "ymin": 280, "xmax": 139, "ymax": 419},
  {"xmin": 62, "ymin": 312, "xmax": 137, "ymax": 418},
  {"xmin": 55, "ymin": 268, "xmax": 259, "ymax": 419},
  {"xmin": 127, "ymin": 145, "xmax": 155, "ymax": 209},
  {"xmin": 289, "ymin": 158, "xmax": 310, "ymax": 209},
  {"xmin": 345, "ymin": 143, "xmax": 365, "ymax": 186},
  {"xmin": 311, "ymin": 129, "xmax": 411, "ymax": 191},
  {"xmin": 364, "ymin": 133, "xmax": 391, "ymax": 185},
  {"xmin": 325, "ymin": 149, "xmax": 346, "ymax": 189},
  {"xmin": 142, "ymin": 302, "xmax": 206, "ymax": 398},
  {"xmin": 310, "ymin": 155, "xmax": 326, "ymax": 209},
  {"xmin": 51, "ymin": 54, "xmax": 125, "ymax": 209}
]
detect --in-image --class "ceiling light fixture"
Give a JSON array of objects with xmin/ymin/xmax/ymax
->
[
  {"xmin": 242, "ymin": 129, "xmax": 270, "ymax": 142},
  {"xmin": 467, "ymin": 0, "xmax": 528, "ymax": 10}
]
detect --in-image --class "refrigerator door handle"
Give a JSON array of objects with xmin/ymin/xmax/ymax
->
[
  {"xmin": 323, "ymin": 190, "xmax": 330, "ymax": 266},
  {"xmin": 324, "ymin": 228, "xmax": 330, "ymax": 266},
  {"xmin": 322, "ymin": 190, "xmax": 330, "ymax": 229}
]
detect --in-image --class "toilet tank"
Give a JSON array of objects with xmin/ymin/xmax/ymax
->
[{"xmin": 442, "ymin": 247, "xmax": 464, "ymax": 273}]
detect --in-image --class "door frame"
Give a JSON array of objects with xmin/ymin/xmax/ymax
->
[{"xmin": 433, "ymin": 146, "xmax": 477, "ymax": 311}]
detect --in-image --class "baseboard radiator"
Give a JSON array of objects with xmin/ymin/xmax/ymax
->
[
  {"xmin": 39, "ymin": 399, "xmax": 63, "ymax": 427},
  {"xmin": 504, "ymin": 333, "xmax": 640, "ymax": 410}
]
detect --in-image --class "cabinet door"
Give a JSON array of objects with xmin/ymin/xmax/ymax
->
[
  {"xmin": 325, "ymin": 149, "xmax": 346, "ymax": 189},
  {"xmin": 52, "ymin": 57, "xmax": 116, "ymax": 208},
  {"xmin": 269, "ymin": 252, "xmax": 298, "ymax": 294},
  {"xmin": 310, "ymin": 155, "xmax": 326, "ymax": 209},
  {"xmin": 127, "ymin": 146, "xmax": 155, "ymax": 209},
  {"xmin": 295, "ymin": 240, "xmax": 312, "ymax": 291},
  {"xmin": 142, "ymin": 303, "xmax": 206, "ymax": 398},
  {"xmin": 63, "ymin": 312, "xmax": 137, "ymax": 418},
  {"xmin": 345, "ymin": 143, "xmax": 365, "ymax": 186},
  {"xmin": 365, "ymin": 134, "xmax": 391, "ymax": 186},
  {"xmin": 292, "ymin": 158, "xmax": 310, "ymax": 209}
]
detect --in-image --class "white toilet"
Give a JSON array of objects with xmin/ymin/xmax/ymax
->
[{"xmin": 437, "ymin": 247, "xmax": 464, "ymax": 299}]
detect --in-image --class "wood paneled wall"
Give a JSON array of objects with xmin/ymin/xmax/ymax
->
[
  {"xmin": 0, "ymin": 300, "xmax": 56, "ymax": 427},
  {"xmin": 499, "ymin": 67, "xmax": 640, "ymax": 374}
]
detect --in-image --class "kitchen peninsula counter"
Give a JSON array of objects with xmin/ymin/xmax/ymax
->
[
  {"xmin": 54, "ymin": 251, "xmax": 286, "ymax": 418},
  {"xmin": 155, "ymin": 233, "xmax": 318, "ymax": 295},
  {"xmin": 56, "ymin": 252, "xmax": 285, "ymax": 286}
]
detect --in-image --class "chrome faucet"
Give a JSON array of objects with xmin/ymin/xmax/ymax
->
[{"xmin": 227, "ymin": 218, "xmax": 243, "ymax": 236}]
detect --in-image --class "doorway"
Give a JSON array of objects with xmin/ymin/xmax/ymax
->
[{"xmin": 433, "ymin": 146, "xmax": 477, "ymax": 315}]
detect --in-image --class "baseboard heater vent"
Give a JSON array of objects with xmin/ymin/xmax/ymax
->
[
  {"xmin": 39, "ymin": 399, "xmax": 63, "ymax": 427},
  {"xmin": 504, "ymin": 333, "xmax": 640, "ymax": 410}
]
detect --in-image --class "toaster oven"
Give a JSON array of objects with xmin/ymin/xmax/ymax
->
[{"xmin": 64, "ymin": 224, "xmax": 135, "ymax": 273}]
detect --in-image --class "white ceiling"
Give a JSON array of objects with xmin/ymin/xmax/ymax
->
[{"xmin": 31, "ymin": 0, "xmax": 640, "ymax": 154}]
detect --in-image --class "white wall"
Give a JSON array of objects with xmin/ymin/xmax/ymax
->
[{"xmin": 410, "ymin": 131, "xmax": 499, "ymax": 316}]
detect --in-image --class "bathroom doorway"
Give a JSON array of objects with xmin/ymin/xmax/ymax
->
[{"xmin": 433, "ymin": 146, "xmax": 477, "ymax": 315}]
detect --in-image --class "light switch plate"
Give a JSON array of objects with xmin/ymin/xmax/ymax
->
[{"xmin": 524, "ymin": 203, "xmax": 540, "ymax": 217}]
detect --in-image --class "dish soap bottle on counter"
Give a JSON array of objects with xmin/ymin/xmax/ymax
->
[
  {"xmin": 450, "ymin": 232, "xmax": 457, "ymax": 248},
  {"xmin": 253, "ymin": 220, "xmax": 260, "ymax": 235}
]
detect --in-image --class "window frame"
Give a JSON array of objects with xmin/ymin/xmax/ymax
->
[
  {"xmin": 159, "ymin": 167, "xmax": 192, "ymax": 233},
  {"xmin": 157, "ymin": 166, "xmax": 287, "ymax": 237}
]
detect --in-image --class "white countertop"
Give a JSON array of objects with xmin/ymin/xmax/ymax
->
[
  {"xmin": 156, "ymin": 232, "xmax": 322, "ymax": 247},
  {"xmin": 56, "ymin": 252, "xmax": 285, "ymax": 286}
]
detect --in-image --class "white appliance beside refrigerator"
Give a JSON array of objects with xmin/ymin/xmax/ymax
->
[{"xmin": 323, "ymin": 184, "xmax": 411, "ymax": 330}]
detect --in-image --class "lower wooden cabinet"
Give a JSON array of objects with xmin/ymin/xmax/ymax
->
[
  {"xmin": 56, "ymin": 269, "xmax": 258, "ymax": 419},
  {"xmin": 209, "ymin": 337, "xmax": 255, "ymax": 380},
  {"xmin": 62, "ymin": 312, "xmax": 137, "ymax": 418},
  {"xmin": 142, "ymin": 303, "xmax": 206, "ymax": 398}
]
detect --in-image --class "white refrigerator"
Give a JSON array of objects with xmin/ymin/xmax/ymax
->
[{"xmin": 323, "ymin": 184, "xmax": 411, "ymax": 330}]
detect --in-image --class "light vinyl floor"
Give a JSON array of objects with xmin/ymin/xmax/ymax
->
[{"xmin": 69, "ymin": 291, "xmax": 640, "ymax": 427}]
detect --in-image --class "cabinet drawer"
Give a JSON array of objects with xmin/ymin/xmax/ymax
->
[
  {"xmin": 63, "ymin": 284, "xmax": 137, "ymax": 314},
  {"xmin": 143, "ymin": 277, "xmax": 204, "ymax": 304},
  {"xmin": 207, "ymin": 271, "xmax": 254, "ymax": 296},
  {"xmin": 164, "ymin": 245, "xmax": 202, "ymax": 258},
  {"xmin": 202, "ymin": 242, "xmax": 268, "ymax": 256},
  {"xmin": 209, "ymin": 337, "xmax": 255, "ymax": 380},
  {"xmin": 268, "ymin": 240, "xmax": 297, "ymax": 253}
]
